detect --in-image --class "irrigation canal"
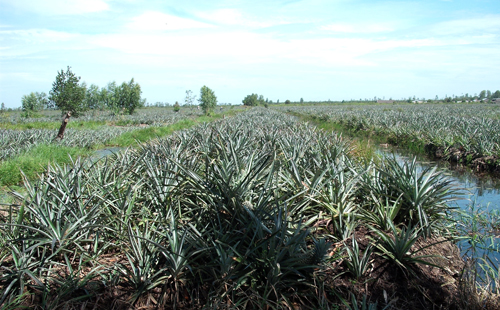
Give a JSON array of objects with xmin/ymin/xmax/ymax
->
[{"xmin": 378, "ymin": 146, "xmax": 500, "ymax": 269}]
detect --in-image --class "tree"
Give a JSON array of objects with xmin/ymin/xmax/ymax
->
[
  {"xmin": 479, "ymin": 90, "xmax": 486, "ymax": 100},
  {"xmin": 173, "ymin": 101, "xmax": 180, "ymax": 112},
  {"xmin": 285, "ymin": 99, "xmax": 291, "ymax": 104},
  {"xmin": 115, "ymin": 78, "xmax": 144, "ymax": 114},
  {"xmin": 21, "ymin": 92, "xmax": 47, "ymax": 117},
  {"xmin": 300, "ymin": 97, "xmax": 304, "ymax": 103},
  {"xmin": 36, "ymin": 92, "xmax": 49, "ymax": 110},
  {"xmin": 84, "ymin": 84, "xmax": 102, "ymax": 110},
  {"xmin": 492, "ymin": 90, "xmax": 500, "ymax": 99},
  {"xmin": 49, "ymin": 66, "xmax": 86, "ymax": 117},
  {"xmin": 184, "ymin": 90, "xmax": 196, "ymax": 106},
  {"xmin": 0, "ymin": 102, "xmax": 5, "ymax": 113},
  {"xmin": 242, "ymin": 93, "xmax": 259, "ymax": 106},
  {"xmin": 101, "ymin": 82, "xmax": 117, "ymax": 110},
  {"xmin": 199, "ymin": 85, "xmax": 217, "ymax": 115},
  {"xmin": 258, "ymin": 95, "xmax": 265, "ymax": 105}
]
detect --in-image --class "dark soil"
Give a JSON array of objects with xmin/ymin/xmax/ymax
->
[
  {"xmin": 426, "ymin": 144, "xmax": 500, "ymax": 176},
  {"xmin": 323, "ymin": 225, "xmax": 500, "ymax": 310}
]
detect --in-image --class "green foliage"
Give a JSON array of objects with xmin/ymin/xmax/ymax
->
[
  {"xmin": 109, "ymin": 118, "xmax": 197, "ymax": 147},
  {"xmin": 242, "ymin": 93, "xmax": 259, "ymax": 106},
  {"xmin": 115, "ymin": 78, "xmax": 144, "ymax": 115},
  {"xmin": 198, "ymin": 85, "xmax": 217, "ymax": 115},
  {"xmin": 285, "ymin": 99, "xmax": 291, "ymax": 104},
  {"xmin": 242, "ymin": 93, "xmax": 266, "ymax": 106},
  {"xmin": 84, "ymin": 84, "xmax": 102, "ymax": 110},
  {"xmin": 0, "ymin": 108, "xmax": 478, "ymax": 308},
  {"xmin": 0, "ymin": 144, "xmax": 90, "ymax": 185},
  {"xmin": 369, "ymin": 222, "xmax": 443, "ymax": 273},
  {"xmin": 184, "ymin": 89, "xmax": 196, "ymax": 106},
  {"xmin": 173, "ymin": 101, "xmax": 180, "ymax": 112},
  {"xmin": 49, "ymin": 66, "xmax": 86, "ymax": 117},
  {"xmin": 344, "ymin": 238, "xmax": 374, "ymax": 279},
  {"xmin": 258, "ymin": 94, "xmax": 265, "ymax": 105},
  {"xmin": 21, "ymin": 92, "xmax": 46, "ymax": 118}
]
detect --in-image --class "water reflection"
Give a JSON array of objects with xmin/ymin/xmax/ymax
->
[
  {"xmin": 377, "ymin": 147, "xmax": 500, "ymax": 212},
  {"xmin": 377, "ymin": 146, "xmax": 500, "ymax": 283}
]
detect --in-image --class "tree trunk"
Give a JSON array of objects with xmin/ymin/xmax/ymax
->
[{"xmin": 55, "ymin": 111, "xmax": 71, "ymax": 140}]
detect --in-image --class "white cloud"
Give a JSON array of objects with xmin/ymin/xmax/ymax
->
[
  {"xmin": 126, "ymin": 11, "xmax": 215, "ymax": 31},
  {"xmin": 195, "ymin": 8, "xmax": 291, "ymax": 28},
  {"xmin": 90, "ymin": 30, "xmax": 441, "ymax": 69},
  {"xmin": 0, "ymin": 29, "xmax": 75, "ymax": 42},
  {"xmin": 431, "ymin": 15, "xmax": 500, "ymax": 36},
  {"xmin": 1, "ymin": 0, "xmax": 109, "ymax": 15},
  {"xmin": 0, "ymin": 28, "xmax": 85, "ymax": 57},
  {"xmin": 321, "ymin": 22, "xmax": 394, "ymax": 33}
]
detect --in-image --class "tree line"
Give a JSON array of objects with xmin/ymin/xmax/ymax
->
[
  {"xmin": 21, "ymin": 66, "xmax": 145, "ymax": 118},
  {"xmin": 19, "ymin": 66, "xmax": 222, "ymax": 118}
]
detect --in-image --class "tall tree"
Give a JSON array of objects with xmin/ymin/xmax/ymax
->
[
  {"xmin": 21, "ymin": 93, "xmax": 40, "ymax": 117},
  {"xmin": 479, "ymin": 90, "xmax": 486, "ymax": 100},
  {"xmin": 184, "ymin": 90, "xmax": 196, "ymax": 106},
  {"xmin": 115, "ymin": 78, "xmax": 144, "ymax": 114},
  {"xmin": 49, "ymin": 66, "xmax": 86, "ymax": 117},
  {"xmin": 21, "ymin": 92, "xmax": 47, "ymax": 117},
  {"xmin": 85, "ymin": 84, "xmax": 102, "ymax": 110},
  {"xmin": 258, "ymin": 95, "xmax": 265, "ymax": 105},
  {"xmin": 242, "ymin": 93, "xmax": 259, "ymax": 106},
  {"xmin": 198, "ymin": 86, "xmax": 217, "ymax": 115}
]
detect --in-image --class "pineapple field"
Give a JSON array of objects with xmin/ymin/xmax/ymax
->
[{"xmin": 1, "ymin": 107, "xmax": 498, "ymax": 309}]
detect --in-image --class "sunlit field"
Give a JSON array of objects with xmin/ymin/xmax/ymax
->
[
  {"xmin": 277, "ymin": 104, "xmax": 500, "ymax": 172},
  {"xmin": 1, "ymin": 108, "xmax": 497, "ymax": 309}
]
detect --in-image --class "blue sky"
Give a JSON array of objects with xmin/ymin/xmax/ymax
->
[{"xmin": 0, "ymin": 0, "xmax": 499, "ymax": 108}]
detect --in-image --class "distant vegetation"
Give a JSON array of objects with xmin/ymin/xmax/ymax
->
[
  {"xmin": 279, "ymin": 104, "xmax": 500, "ymax": 173},
  {"xmin": 198, "ymin": 85, "xmax": 218, "ymax": 115},
  {"xmin": 18, "ymin": 66, "xmax": 146, "ymax": 118},
  {"xmin": 0, "ymin": 106, "xmax": 241, "ymax": 186}
]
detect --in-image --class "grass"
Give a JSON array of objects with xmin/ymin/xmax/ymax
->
[
  {"xmin": 0, "ymin": 120, "xmax": 108, "ymax": 130},
  {"xmin": 0, "ymin": 144, "xmax": 91, "ymax": 186},
  {"xmin": 109, "ymin": 112, "xmax": 231, "ymax": 147},
  {"xmin": 0, "ymin": 110, "xmax": 239, "ymax": 187},
  {"xmin": 109, "ymin": 119, "xmax": 199, "ymax": 146},
  {"xmin": 293, "ymin": 112, "xmax": 381, "ymax": 161}
]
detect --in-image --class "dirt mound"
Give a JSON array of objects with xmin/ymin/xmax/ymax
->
[{"xmin": 324, "ymin": 226, "xmax": 499, "ymax": 310}]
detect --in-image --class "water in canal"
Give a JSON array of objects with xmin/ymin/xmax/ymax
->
[{"xmin": 378, "ymin": 146, "xmax": 500, "ymax": 285}]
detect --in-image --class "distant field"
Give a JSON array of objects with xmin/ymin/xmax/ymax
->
[
  {"xmin": 0, "ymin": 106, "xmax": 241, "ymax": 185},
  {"xmin": 277, "ymin": 103, "xmax": 500, "ymax": 171}
]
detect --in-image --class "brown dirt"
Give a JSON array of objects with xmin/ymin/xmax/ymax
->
[
  {"xmin": 427, "ymin": 144, "xmax": 500, "ymax": 175},
  {"xmin": 3, "ymin": 226, "xmax": 499, "ymax": 309},
  {"xmin": 322, "ymin": 225, "xmax": 500, "ymax": 310}
]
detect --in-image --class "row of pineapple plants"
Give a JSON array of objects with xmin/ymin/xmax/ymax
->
[
  {"xmin": 0, "ymin": 107, "xmax": 201, "ymax": 127},
  {"xmin": 278, "ymin": 104, "xmax": 500, "ymax": 171},
  {"xmin": 0, "ymin": 127, "xmax": 137, "ymax": 161},
  {"xmin": 1, "ymin": 108, "xmax": 494, "ymax": 309}
]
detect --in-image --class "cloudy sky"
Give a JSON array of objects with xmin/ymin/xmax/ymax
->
[{"xmin": 0, "ymin": 0, "xmax": 499, "ymax": 108}]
